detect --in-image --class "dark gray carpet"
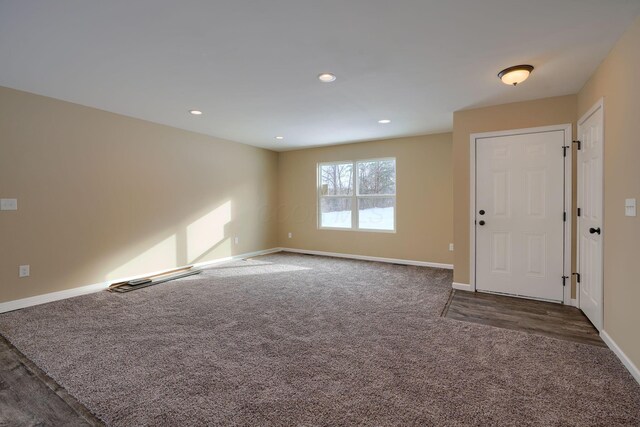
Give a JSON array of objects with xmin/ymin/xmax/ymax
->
[{"xmin": 0, "ymin": 252, "xmax": 638, "ymax": 426}]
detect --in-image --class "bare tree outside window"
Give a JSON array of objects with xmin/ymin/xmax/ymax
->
[
  {"xmin": 357, "ymin": 160, "xmax": 395, "ymax": 230},
  {"xmin": 357, "ymin": 160, "xmax": 395, "ymax": 195},
  {"xmin": 320, "ymin": 163, "xmax": 353, "ymax": 195},
  {"xmin": 319, "ymin": 163, "xmax": 353, "ymax": 228}
]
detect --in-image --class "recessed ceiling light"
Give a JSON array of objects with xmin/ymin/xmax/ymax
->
[
  {"xmin": 498, "ymin": 65, "xmax": 534, "ymax": 86},
  {"xmin": 275, "ymin": 136, "xmax": 284, "ymax": 140},
  {"xmin": 378, "ymin": 119, "xmax": 391, "ymax": 124},
  {"xmin": 189, "ymin": 109, "xmax": 203, "ymax": 115},
  {"xmin": 318, "ymin": 73, "xmax": 336, "ymax": 83}
]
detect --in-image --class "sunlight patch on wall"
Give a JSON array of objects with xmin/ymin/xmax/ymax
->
[
  {"xmin": 107, "ymin": 234, "xmax": 177, "ymax": 280},
  {"xmin": 187, "ymin": 201, "xmax": 232, "ymax": 263}
]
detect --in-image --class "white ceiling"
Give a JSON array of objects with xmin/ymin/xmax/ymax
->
[{"xmin": 1, "ymin": 1, "xmax": 639, "ymax": 151}]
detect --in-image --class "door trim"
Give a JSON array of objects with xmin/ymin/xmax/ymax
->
[
  {"xmin": 577, "ymin": 97, "xmax": 605, "ymax": 329},
  {"xmin": 469, "ymin": 124, "xmax": 573, "ymax": 304}
]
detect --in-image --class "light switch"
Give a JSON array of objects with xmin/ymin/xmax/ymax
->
[
  {"xmin": 0, "ymin": 198, "xmax": 17, "ymax": 211},
  {"xmin": 625, "ymin": 198, "xmax": 636, "ymax": 217}
]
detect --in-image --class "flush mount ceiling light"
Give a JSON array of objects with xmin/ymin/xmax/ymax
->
[
  {"xmin": 498, "ymin": 65, "xmax": 534, "ymax": 86},
  {"xmin": 318, "ymin": 73, "xmax": 336, "ymax": 83},
  {"xmin": 275, "ymin": 136, "xmax": 284, "ymax": 140},
  {"xmin": 378, "ymin": 119, "xmax": 391, "ymax": 124},
  {"xmin": 188, "ymin": 109, "xmax": 203, "ymax": 115}
]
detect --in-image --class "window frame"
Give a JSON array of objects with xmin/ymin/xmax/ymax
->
[{"xmin": 317, "ymin": 157, "xmax": 396, "ymax": 233}]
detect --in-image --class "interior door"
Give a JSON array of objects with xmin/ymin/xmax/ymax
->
[
  {"xmin": 475, "ymin": 130, "xmax": 566, "ymax": 302},
  {"xmin": 577, "ymin": 103, "xmax": 604, "ymax": 330}
]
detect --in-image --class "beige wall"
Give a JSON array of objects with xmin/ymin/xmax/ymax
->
[
  {"xmin": 0, "ymin": 86, "xmax": 278, "ymax": 303},
  {"xmin": 452, "ymin": 95, "xmax": 577, "ymax": 287},
  {"xmin": 277, "ymin": 134, "xmax": 453, "ymax": 265},
  {"xmin": 578, "ymin": 16, "xmax": 640, "ymax": 368}
]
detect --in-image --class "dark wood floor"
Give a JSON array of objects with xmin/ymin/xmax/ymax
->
[
  {"xmin": 443, "ymin": 290, "xmax": 606, "ymax": 347},
  {"xmin": 0, "ymin": 335, "xmax": 103, "ymax": 427}
]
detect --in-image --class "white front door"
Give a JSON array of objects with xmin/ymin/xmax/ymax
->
[
  {"xmin": 475, "ymin": 129, "xmax": 567, "ymax": 302},
  {"xmin": 577, "ymin": 101, "xmax": 604, "ymax": 330}
]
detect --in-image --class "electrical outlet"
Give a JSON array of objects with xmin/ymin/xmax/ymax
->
[
  {"xmin": 449, "ymin": 243, "xmax": 454, "ymax": 251},
  {"xmin": 288, "ymin": 232, "xmax": 293, "ymax": 239},
  {"xmin": 234, "ymin": 236, "xmax": 239, "ymax": 245},
  {"xmin": 625, "ymin": 198, "xmax": 636, "ymax": 217},
  {"xmin": 19, "ymin": 265, "xmax": 30, "ymax": 278},
  {"xmin": 0, "ymin": 198, "xmax": 18, "ymax": 211}
]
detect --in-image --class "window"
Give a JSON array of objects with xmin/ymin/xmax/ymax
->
[{"xmin": 318, "ymin": 158, "xmax": 396, "ymax": 231}]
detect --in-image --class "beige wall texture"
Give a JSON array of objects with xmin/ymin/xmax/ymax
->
[
  {"xmin": 452, "ymin": 95, "xmax": 577, "ymax": 288},
  {"xmin": 277, "ymin": 134, "xmax": 454, "ymax": 265},
  {"xmin": 0, "ymin": 86, "xmax": 279, "ymax": 303},
  {"xmin": 578, "ymin": 16, "xmax": 640, "ymax": 369}
]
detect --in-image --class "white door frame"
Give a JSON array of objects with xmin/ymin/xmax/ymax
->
[
  {"xmin": 469, "ymin": 124, "xmax": 573, "ymax": 305},
  {"xmin": 577, "ymin": 98, "xmax": 605, "ymax": 327}
]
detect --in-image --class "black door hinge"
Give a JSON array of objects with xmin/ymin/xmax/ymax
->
[
  {"xmin": 563, "ymin": 212, "xmax": 567, "ymax": 222},
  {"xmin": 562, "ymin": 276, "xmax": 569, "ymax": 287},
  {"xmin": 573, "ymin": 140, "xmax": 581, "ymax": 150},
  {"xmin": 577, "ymin": 207, "xmax": 581, "ymax": 217},
  {"xmin": 572, "ymin": 272, "xmax": 581, "ymax": 283},
  {"xmin": 563, "ymin": 146, "xmax": 570, "ymax": 157}
]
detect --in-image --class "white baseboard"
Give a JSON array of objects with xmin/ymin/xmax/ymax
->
[
  {"xmin": 0, "ymin": 282, "xmax": 113, "ymax": 315},
  {"xmin": 452, "ymin": 282, "xmax": 471, "ymax": 291},
  {"xmin": 0, "ymin": 247, "xmax": 449, "ymax": 314},
  {"xmin": 600, "ymin": 330, "xmax": 640, "ymax": 385},
  {"xmin": 568, "ymin": 298, "xmax": 579, "ymax": 308},
  {"xmin": 0, "ymin": 247, "xmax": 282, "ymax": 314},
  {"xmin": 279, "ymin": 248, "xmax": 453, "ymax": 270}
]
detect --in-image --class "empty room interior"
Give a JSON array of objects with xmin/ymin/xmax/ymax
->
[{"xmin": 1, "ymin": 1, "xmax": 640, "ymax": 425}]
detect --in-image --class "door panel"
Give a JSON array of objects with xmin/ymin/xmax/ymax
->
[
  {"xmin": 491, "ymin": 232, "xmax": 511, "ymax": 273},
  {"xmin": 492, "ymin": 171, "xmax": 510, "ymax": 217},
  {"xmin": 578, "ymin": 105, "xmax": 604, "ymax": 330},
  {"xmin": 526, "ymin": 170, "xmax": 546, "ymax": 217},
  {"xmin": 525, "ymin": 233, "xmax": 546, "ymax": 277},
  {"xmin": 476, "ymin": 130, "xmax": 565, "ymax": 302}
]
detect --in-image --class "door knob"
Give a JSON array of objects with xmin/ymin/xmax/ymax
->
[
  {"xmin": 478, "ymin": 220, "xmax": 486, "ymax": 226},
  {"xmin": 589, "ymin": 227, "xmax": 601, "ymax": 235}
]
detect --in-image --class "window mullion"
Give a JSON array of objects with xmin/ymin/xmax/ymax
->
[{"xmin": 352, "ymin": 161, "xmax": 357, "ymax": 229}]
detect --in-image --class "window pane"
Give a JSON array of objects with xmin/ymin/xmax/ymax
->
[
  {"xmin": 358, "ymin": 197, "xmax": 394, "ymax": 230},
  {"xmin": 320, "ymin": 198, "xmax": 352, "ymax": 228},
  {"xmin": 320, "ymin": 163, "xmax": 353, "ymax": 196},
  {"xmin": 357, "ymin": 160, "xmax": 396, "ymax": 195}
]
